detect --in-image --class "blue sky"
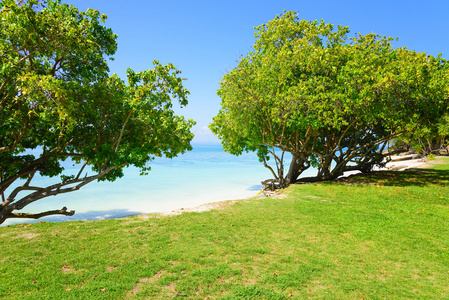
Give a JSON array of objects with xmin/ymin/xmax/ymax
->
[{"xmin": 63, "ymin": 0, "xmax": 449, "ymax": 145}]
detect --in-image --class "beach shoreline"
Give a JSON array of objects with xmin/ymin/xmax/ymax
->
[
  {"xmin": 2, "ymin": 153, "xmax": 436, "ymax": 225},
  {"xmin": 157, "ymin": 153, "xmax": 434, "ymax": 217}
]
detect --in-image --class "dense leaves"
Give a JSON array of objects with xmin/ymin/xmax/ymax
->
[
  {"xmin": 210, "ymin": 11, "xmax": 449, "ymax": 187},
  {"xmin": 0, "ymin": 0, "xmax": 195, "ymax": 223},
  {"xmin": 392, "ymin": 114, "xmax": 449, "ymax": 155}
]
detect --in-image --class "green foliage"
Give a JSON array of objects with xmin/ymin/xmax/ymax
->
[
  {"xmin": 427, "ymin": 154, "xmax": 437, "ymax": 161},
  {"xmin": 394, "ymin": 114, "xmax": 449, "ymax": 155},
  {"xmin": 210, "ymin": 11, "xmax": 449, "ymax": 186},
  {"xmin": 0, "ymin": 0, "xmax": 195, "ymax": 223}
]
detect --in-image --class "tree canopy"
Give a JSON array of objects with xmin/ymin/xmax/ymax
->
[
  {"xmin": 210, "ymin": 11, "xmax": 449, "ymax": 188},
  {"xmin": 0, "ymin": 0, "xmax": 195, "ymax": 224},
  {"xmin": 391, "ymin": 114, "xmax": 449, "ymax": 156}
]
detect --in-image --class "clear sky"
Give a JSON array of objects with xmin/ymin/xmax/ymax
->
[{"xmin": 62, "ymin": 0, "xmax": 449, "ymax": 145}]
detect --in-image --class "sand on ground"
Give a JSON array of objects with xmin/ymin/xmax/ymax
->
[{"xmin": 157, "ymin": 153, "xmax": 435, "ymax": 216}]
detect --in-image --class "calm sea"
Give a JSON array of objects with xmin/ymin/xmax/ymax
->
[{"xmin": 2, "ymin": 145, "xmax": 315, "ymax": 226}]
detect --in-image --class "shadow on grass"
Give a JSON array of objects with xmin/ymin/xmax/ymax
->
[
  {"xmin": 2, "ymin": 208, "xmax": 141, "ymax": 227},
  {"xmin": 335, "ymin": 168, "xmax": 449, "ymax": 187}
]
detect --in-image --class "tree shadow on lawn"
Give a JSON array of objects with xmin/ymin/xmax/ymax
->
[
  {"xmin": 334, "ymin": 168, "xmax": 449, "ymax": 187},
  {"xmin": 2, "ymin": 208, "xmax": 142, "ymax": 227}
]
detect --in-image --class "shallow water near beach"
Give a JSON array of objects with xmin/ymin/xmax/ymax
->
[{"xmin": 3, "ymin": 145, "xmax": 316, "ymax": 226}]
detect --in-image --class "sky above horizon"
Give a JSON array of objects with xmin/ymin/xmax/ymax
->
[{"xmin": 63, "ymin": 0, "xmax": 449, "ymax": 145}]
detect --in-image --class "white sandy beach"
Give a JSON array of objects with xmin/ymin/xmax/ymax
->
[{"xmin": 159, "ymin": 153, "xmax": 433, "ymax": 216}]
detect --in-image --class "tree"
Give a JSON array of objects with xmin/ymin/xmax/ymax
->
[
  {"xmin": 0, "ymin": 0, "xmax": 195, "ymax": 224},
  {"xmin": 210, "ymin": 11, "xmax": 449, "ymax": 188},
  {"xmin": 391, "ymin": 114, "xmax": 449, "ymax": 155}
]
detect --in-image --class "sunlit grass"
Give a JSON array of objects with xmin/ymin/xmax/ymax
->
[{"xmin": 1, "ymin": 157, "xmax": 448, "ymax": 299}]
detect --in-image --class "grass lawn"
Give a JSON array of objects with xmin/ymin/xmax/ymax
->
[{"xmin": 1, "ymin": 157, "xmax": 449, "ymax": 299}]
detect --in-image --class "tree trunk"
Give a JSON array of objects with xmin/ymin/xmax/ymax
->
[{"xmin": 284, "ymin": 154, "xmax": 310, "ymax": 186}]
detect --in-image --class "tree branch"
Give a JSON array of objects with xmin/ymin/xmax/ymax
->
[
  {"xmin": 0, "ymin": 80, "xmax": 7, "ymax": 98},
  {"xmin": 115, "ymin": 110, "xmax": 133, "ymax": 152},
  {"xmin": 1, "ymin": 175, "xmax": 4, "ymax": 203},
  {"xmin": 11, "ymin": 164, "xmax": 122, "ymax": 210},
  {"xmin": 262, "ymin": 155, "xmax": 279, "ymax": 180},
  {"xmin": 0, "ymin": 116, "xmax": 29, "ymax": 154},
  {"xmin": 76, "ymin": 161, "xmax": 89, "ymax": 180},
  {"xmin": 7, "ymin": 207, "xmax": 75, "ymax": 219},
  {"xmin": 58, "ymin": 153, "xmax": 84, "ymax": 158},
  {"xmin": 50, "ymin": 58, "xmax": 62, "ymax": 76},
  {"xmin": 0, "ymin": 155, "xmax": 46, "ymax": 194},
  {"xmin": 333, "ymin": 119, "xmax": 358, "ymax": 153}
]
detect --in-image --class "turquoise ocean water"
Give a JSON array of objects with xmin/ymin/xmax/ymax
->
[{"xmin": 3, "ymin": 145, "xmax": 315, "ymax": 226}]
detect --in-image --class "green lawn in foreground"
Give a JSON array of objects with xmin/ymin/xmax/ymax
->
[{"xmin": 1, "ymin": 157, "xmax": 449, "ymax": 299}]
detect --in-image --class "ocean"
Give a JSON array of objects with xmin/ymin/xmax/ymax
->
[{"xmin": 2, "ymin": 145, "xmax": 315, "ymax": 226}]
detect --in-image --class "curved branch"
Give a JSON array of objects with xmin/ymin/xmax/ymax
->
[
  {"xmin": 0, "ymin": 156, "xmax": 46, "ymax": 194},
  {"xmin": 114, "ymin": 110, "xmax": 133, "ymax": 152},
  {"xmin": 0, "ymin": 116, "xmax": 29, "ymax": 154},
  {"xmin": 262, "ymin": 155, "xmax": 278, "ymax": 180},
  {"xmin": 7, "ymin": 206, "xmax": 75, "ymax": 219}
]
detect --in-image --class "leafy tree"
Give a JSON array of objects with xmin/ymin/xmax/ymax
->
[
  {"xmin": 0, "ymin": 0, "xmax": 195, "ymax": 224},
  {"xmin": 210, "ymin": 11, "xmax": 449, "ymax": 188},
  {"xmin": 391, "ymin": 114, "xmax": 449, "ymax": 155}
]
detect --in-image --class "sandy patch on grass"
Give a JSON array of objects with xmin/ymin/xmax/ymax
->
[
  {"xmin": 385, "ymin": 155, "xmax": 427, "ymax": 171},
  {"xmin": 19, "ymin": 232, "xmax": 39, "ymax": 239},
  {"xmin": 158, "ymin": 199, "xmax": 240, "ymax": 216},
  {"xmin": 365, "ymin": 153, "xmax": 427, "ymax": 172},
  {"xmin": 61, "ymin": 265, "xmax": 78, "ymax": 273},
  {"xmin": 106, "ymin": 266, "xmax": 117, "ymax": 272},
  {"xmin": 340, "ymin": 153, "xmax": 430, "ymax": 180},
  {"xmin": 131, "ymin": 154, "xmax": 442, "ymax": 219},
  {"xmin": 139, "ymin": 271, "xmax": 166, "ymax": 284},
  {"xmin": 416, "ymin": 156, "xmax": 448, "ymax": 167},
  {"xmin": 126, "ymin": 271, "xmax": 168, "ymax": 298}
]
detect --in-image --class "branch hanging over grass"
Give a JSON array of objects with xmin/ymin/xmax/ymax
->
[
  {"xmin": 7, "ymin": 207, "xmax": 75, "ymax": 219},
  {"xmin": 1, "ymin": 0, "xmax": 195, "ymax": 224},
  {"xmin": 0, "ymin": 164, "xmax": 123, "ymax": 224}
]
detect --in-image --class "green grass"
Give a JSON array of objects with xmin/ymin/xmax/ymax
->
[{"xmin": 1, "ymin": 157, "xmax": 449, "ymax": 299}]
